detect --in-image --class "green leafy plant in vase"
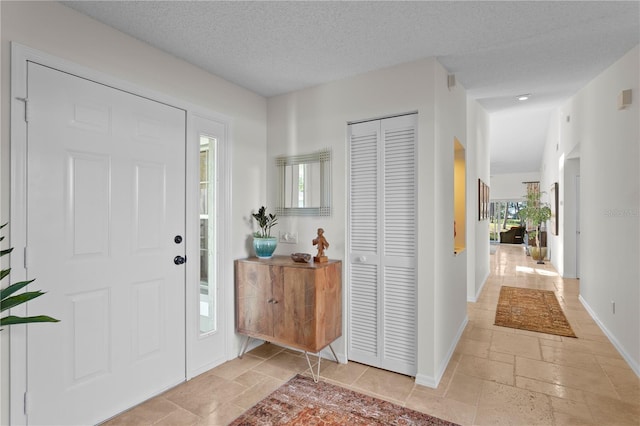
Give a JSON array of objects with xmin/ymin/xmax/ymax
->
[
  {"xmin": 518, "ymin": 190, "xmax": 552, "ymax": 264},
  {"xmin": 252, "ymin": 206, "xmax": 278, "ymax": 259},
  {"xmin": 1, "ymin": 223, "xmax": 59, "ymax": 329}
]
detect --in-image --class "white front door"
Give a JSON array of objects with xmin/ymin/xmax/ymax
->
[{"xmin": 25, "ymin": 62, "xmax": 186, "ymax": 425}]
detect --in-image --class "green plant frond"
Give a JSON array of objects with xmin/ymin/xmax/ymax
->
[
  {"xmin": 0, "ymin": 279, "xmax": 36, "ymax": 300},
  {"xmin": 1, "ymin": 314, "xmax": 60, "ymax": 327},
  {"xmin": 519, "ymin": 190, "xmax": 552, "ymax": 227},
  {"xmin": 1, "ymin": 290, "xmax": 45, "ymax": 312},
  {"xmin": 0, "ymin": 223, "xmax": 59, "ymax": 328},
  {"xmin": 252, "ymin": 206, "xmax": 278, "ymax": 238}
]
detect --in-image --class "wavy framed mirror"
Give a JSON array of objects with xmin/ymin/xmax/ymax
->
[{"xmin": 275, "ymin": 149, "xmax": 331, "ymax": 216}]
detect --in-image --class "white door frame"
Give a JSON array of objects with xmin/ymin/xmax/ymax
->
[
  {"xmin": 186, "ymin": 114, "xmax": 231, "ymax": 377},
  {"xmin": 575, "ymin": 175, "xmax": 580, "ymax": 279},
  {"xmin": 9, "ymin": 43, "xmax": 233, "ymax": 424}
]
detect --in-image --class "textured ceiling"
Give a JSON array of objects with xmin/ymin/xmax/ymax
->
[{"xmin": 61, "ymin": 1, "xmax": 639, "ymax": 174}]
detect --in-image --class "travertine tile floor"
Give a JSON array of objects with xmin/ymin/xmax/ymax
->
[{"xmin": 106, "ymin": 244, "xmax": 639, "ymax": 425}]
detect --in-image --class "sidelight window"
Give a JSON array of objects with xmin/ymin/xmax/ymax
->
[{"xmin": 199, "ymin": 135, "xmax": 217, "ymax": 334}]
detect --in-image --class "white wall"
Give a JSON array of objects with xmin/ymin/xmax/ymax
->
[
  {"xmin": 467, "ymin": 100, "xmax": 491, "ymax": 301},
  {"xmin": 267, "ymin": 59, "xmax": 469, "ymax": 385},
  {"xmin": 1, "ymin": 2, "xmax": 267, "ymax": 423},
  {"xmin": 541, "ymin": 45, "xmax": 639, "ymax": 374},
  {"xmin": 489, "ymin": 171, "xmax": 542, "ymax": 201},
  {"xmin": 432, "ymin": 62, "xmax": 469, "ymax": 383},
  {"xmin": 539, "ymin": 112, "xmax": 562, "ymax": 270},
  {"xmin": 539, "ymin": 107, "xmax": 582, "ymax": 278}
]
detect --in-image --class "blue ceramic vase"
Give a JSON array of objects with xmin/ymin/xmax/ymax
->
[{"xmin": 253, "ymin": 237, "xmax": 278, "ymax": 259}]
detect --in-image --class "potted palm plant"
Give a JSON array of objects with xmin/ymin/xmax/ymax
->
[
  {"xmin": 1, "ymin": 223, "xmax": 59, "ymax": 329},
  {"xmin": 518, "ymin": 190, "xmax": 552, "ymax": 264},
  {"xmin": 252, "ymin": 206, "xmax": 278, "ymax": 259}
]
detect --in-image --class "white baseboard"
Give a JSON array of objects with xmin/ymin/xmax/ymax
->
[
  {"xmin": 415, "ymin": 316, "xmax": 468, "ymax": 388},
  {"xmin": 579, "ymin": 295, "xmax": 640, "ymax": 377},
  {"xmin": 319, "ymin": 347, "xmax": 347, "ymax": 364},
  {"xmin": 468, "ymin": 270, "xmax": 489, "ymax": 302},
  {"xmin": 415, "ymin": 372, "xmax": 437, "ymax": 388}
]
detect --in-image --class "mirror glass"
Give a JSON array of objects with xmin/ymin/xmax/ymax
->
[
  {"xmin": 276, "ymin": 149, "xmax": 331, "ymax": 216},
  {"xmin": 283, "ymin": 162, "xmax": 321, "ymax": 208}
]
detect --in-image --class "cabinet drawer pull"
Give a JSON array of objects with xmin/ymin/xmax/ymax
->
[{"xmin": 267, "ymin": 298, "xmax": 279, "ymax": 304}]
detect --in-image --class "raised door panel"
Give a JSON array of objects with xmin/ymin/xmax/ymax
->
[{"xmin": 235, "ymin": 261, "xmax": 274, "ymax": 338}]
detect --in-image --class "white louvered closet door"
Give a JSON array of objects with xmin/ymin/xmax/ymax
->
[{"xmin": 348, "ymin": 114, "xmax": 417, "ymax": 376}]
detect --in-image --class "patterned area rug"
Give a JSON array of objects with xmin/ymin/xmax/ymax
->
[
  {"xmin": 495, "ymin": 286, "xmax": 577, "ymax": 337},
  {"xmin": 229, "ymin": 374, "xmax": 459, "ymax": 425}
]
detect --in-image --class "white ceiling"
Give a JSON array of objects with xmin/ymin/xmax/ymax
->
[{"xmin": 61, "ymin": 1, "xmax": 639, "ymax": 174}]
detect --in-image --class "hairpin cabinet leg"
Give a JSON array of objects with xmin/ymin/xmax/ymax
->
[
  {"xmin": 238, "ymin": 335, "xmax": 251, "ymax": 359},
  {"xmin": 304, "ymin": 351, "xmax": 321, "ymax": 383},
  {"xmin": 329, "ymin": 344, "xmax": 339, "ymax": 363},
  {"xmin": 304, "ymin": 344, "xmax": 339, "ymax": 383}
]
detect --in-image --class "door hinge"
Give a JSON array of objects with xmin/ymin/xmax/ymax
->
[
  {"xmin": 16, "ymin": 97, "xmax": 30, "ymax": 122},
  {"xmin": 24, "ymin": 246, "xmax": 29, "ymax": 269},
  {"xmin": 24, "ymin": 391, "xmax": 29, "ymax": 415}
]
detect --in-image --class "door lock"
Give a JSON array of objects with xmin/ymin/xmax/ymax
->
[
  {"xmin": 174, "ymin": 235, "xmax": 183, "ymax": 244},
  {"xmin": 174, "ymin": 255, "xmax": 186, "ymax": 265}
]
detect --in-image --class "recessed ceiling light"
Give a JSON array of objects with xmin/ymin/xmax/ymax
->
[{"xmin": 517, "ymin": 94, "xmax": 531, "ymax": 101}]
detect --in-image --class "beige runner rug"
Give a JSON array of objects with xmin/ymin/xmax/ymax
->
[{"xmin": 495, "ymin": 286, "xmax": 577, "ymax": 338}]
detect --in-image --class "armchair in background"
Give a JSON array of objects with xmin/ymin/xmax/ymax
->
[{"xmin": 500, "ymin": 226, "xmax": 525, "ymax": 244}]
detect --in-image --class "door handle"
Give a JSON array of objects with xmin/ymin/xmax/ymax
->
[{"xmin": 174, "ymin": 255, "xmax": 186, "ymax": 265}]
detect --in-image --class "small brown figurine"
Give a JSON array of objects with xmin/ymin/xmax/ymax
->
[{"xmin": 312, "ymin": 228, "xmax": 329, "ymax": 263}]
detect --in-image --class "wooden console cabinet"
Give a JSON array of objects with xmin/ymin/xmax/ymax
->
[{"xmin": 235, "ymin": 256, "xmax": 342, "ymax": 353}]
